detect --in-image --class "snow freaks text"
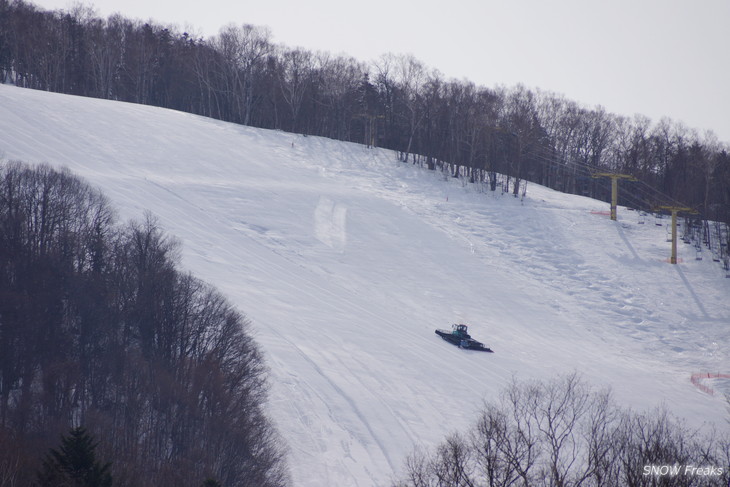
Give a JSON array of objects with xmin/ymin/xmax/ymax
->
[{"xmin": 643, "ymin": 464, "xmax": 724, "ymax": 479}]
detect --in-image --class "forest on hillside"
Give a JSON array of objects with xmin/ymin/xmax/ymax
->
[
  {"xmin": 0, "ymin": 0, "xmax": 728, "ymax": 232},
  {"xmin": 0, "ymin": 162, "xmax": 289, "ymax": 486}
]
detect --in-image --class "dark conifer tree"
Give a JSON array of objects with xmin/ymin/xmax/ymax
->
[{"xmin": 37, "ymin": 426, "xmax": 113, "ymax": 487}]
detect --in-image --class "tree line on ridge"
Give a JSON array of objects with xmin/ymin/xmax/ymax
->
[{"xmin": 0, "ymin": 0, "xmax": 728, "ymax": 231}]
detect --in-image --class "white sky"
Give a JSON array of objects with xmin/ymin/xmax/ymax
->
[{"xmin": 33, "ymin": 0, "xmax": 730, "ymax": 143}]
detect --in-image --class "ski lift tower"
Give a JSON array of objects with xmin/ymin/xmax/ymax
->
[
  {"xmin": 656, "ymin": 206, "xmax": 698, "ymax": 264},
  {"xmin": 591, "ymin": 173, "xmax": 637, "ymax": 221}
]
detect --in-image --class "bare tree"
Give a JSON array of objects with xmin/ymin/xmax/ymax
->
[
  {"xmin": 214, "ymin": 23, "xmax": 272, "ymax": 125},
  {"xmin": 395, "ymin": 374, "xmax": 727, "ymax": 487},
  {"xmin": 277, "ymin": 47, "xmax": 314, "ymax": 133},
  {"xmin": 529, "ymin": 373, "xmax": 594, "ymax": 486},
  {"xmin": 390, "ymin": 53, "xmax": 428, "ymax": 163},
  {"xmin": 470, "ymin": 403, "xmax": 519, "ymax": 487}
]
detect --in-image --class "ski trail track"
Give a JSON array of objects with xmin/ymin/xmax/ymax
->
[
  {"xmin": 1, "ymin": 85, "xmax": 729, "ymax": 487},
  {"xmin": 119, "ymin": 163, "xmax": 490, "ymax": 485}
]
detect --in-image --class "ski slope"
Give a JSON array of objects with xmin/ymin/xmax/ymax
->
[{"xmin": 1, "ymin": 84, "xmax": 728, "ymax": 486}]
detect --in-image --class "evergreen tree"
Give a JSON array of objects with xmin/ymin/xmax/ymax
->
[{"xmin": 37, "ymin": 427, "xmax": 112, "ymax": 487}]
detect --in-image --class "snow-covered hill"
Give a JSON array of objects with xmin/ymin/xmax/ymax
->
[{"xmin": 1, "ymin": 85, "xmax": 728, "ymax": 486}]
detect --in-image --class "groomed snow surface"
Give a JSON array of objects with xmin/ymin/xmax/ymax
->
[{"xmin": 1, "ymin": 85, "xmax": 728, "ymax": 486}]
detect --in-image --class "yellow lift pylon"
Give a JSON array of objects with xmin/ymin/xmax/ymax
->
[
  {"xmin": 592, "ymin": 173, "xmax": 637, "ymax": 221},
  {"xmin": 656, "ymin": 206, "xmax": 698, "ymax": 264}
]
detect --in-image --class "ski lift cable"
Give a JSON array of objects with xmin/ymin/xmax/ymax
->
[
  {"xmin": 515, "ymin": 144, "xmax": 700, "ymax": 216},
  {"xmin": 496, "ymin": 143, "xmax": 730, "ymax": 268}
]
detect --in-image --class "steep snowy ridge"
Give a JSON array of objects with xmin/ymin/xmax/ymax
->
[{"xmin": 1, "ymin": 85, "xmax": 728, "ymax": 486}]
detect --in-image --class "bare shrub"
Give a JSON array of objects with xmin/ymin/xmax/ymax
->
[{"xmin": 396, "ymin": 373, "xmax": 727, "ymax": 487}]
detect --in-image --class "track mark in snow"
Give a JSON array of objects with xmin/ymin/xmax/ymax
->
[{"xmin": 269, "ymin": 329, "xmax": 398, "ymax": 474}]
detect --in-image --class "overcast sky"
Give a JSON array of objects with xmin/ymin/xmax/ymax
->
[{"xmin": 33, "ymin": 0, "xmax": 730, "ymax": 143}]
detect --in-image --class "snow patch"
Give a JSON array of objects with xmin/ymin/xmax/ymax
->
[{"xmin": 314, "ymin": 196, "xmax": 347, "ymax": 251}]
